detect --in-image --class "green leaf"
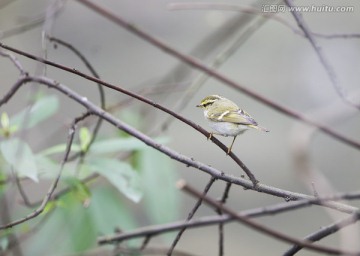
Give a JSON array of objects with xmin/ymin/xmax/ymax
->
[
  {"xmin": 0, "ymin": 171, "xmax": 6, "ymax": 189},
  {"xmin": 0, "ymin": 138, "xmax": 38, "ymax": 182},
  {"xmin": 79, "ymin": 127, "xmax": 91, "ymax": 152},
  {"xmin": 87, "ymin": 157, "xmax": 142, "ymax": 202},
  {"xmin": 58, "ymin": 193, "xmax": 96, "ymax": 253},
  {"xmin": 64, "ymin": 177, "xmax": 91, "ymax": 206},
  {"xmin": 38, "ymin": 143, "xmax": 81, "ymax": 156},
  {"xmin": 1, "ymin": 112, "xmax": 9, "ymax": 129},
  {"xmin": 11, "ymin": 95, "xmax": 59, "ymax": 130},
  {"xmin": 139, "ymin": 148, "xmax": 179, "ymax": 224},
  {"xmin": 89, "ymin": 136, "xmax": 169, "ymax": 155},
  {"xmin": 68, "ymin": 205, "xmax": 96, "ymax": 252},
  {"xmin": 0, "ymin": 236, "xmax": 9, "ymax": 251},
  {"xmin": 88, "ymin": 186, "xmax": 138, "ymax": 235}
]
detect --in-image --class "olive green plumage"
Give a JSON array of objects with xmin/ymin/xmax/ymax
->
[{"xmin": 196, "ymin": 95, "xmax": 269, "ymax": 154}]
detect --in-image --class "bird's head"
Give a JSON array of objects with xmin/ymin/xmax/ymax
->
[{"xmin": 196, "ymin": 95, "xmax": 224, "ymax": 110}]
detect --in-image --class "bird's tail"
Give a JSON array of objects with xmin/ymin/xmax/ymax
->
[{"xmin": 249, "ymin": 125, "xmax": 269, "ymax": 132}]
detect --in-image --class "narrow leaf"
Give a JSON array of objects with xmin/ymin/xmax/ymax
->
[
  {"xmin": 38, "ymin": 143, "xmax": 81, "ymax": 156},
  {"xmin": 79, "ymin": 127, "xmax": 91, "ymax": 152},
  {"xmin": 1, "ymin": 112, "xmax": 9, "ymax": 129}
]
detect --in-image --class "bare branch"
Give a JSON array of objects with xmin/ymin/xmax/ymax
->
[
  {"xmin": 317, "ymin": 33, "xmax": 360, "ymax": 39},
  {"xmin": 284, "ymin": 214, "xmax": 360, "ymax": 255}
]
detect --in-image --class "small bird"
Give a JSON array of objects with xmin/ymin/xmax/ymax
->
[{"xmin": 196, "ymin": 95, "xmax": 269, "ymax": 154}]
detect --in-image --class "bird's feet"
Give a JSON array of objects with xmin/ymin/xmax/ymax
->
[{"xmin": 226, "ymin": 147, "xmax": 231, "ymax": 155}]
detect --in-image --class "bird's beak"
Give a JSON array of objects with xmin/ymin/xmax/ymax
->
[{"xmin": 196, "ymin": 104, "xmax": 201, "ymax": 108}]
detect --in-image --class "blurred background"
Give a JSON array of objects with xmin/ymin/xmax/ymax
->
[{"xmin": 1, "ymin": 0, "xmax": 360, "ymax": 255}]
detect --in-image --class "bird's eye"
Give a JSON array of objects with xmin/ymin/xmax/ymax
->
[{"xmin": 202, "ymin": 102, "xmax": 213, "ymax": 108}]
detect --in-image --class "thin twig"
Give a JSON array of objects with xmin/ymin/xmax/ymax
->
[
  {"xmin": 177, "ymin": 180, "xmax": 360, "ymax": 256},
  {"xmin": 216, "ymin": 182, "xmax": 232, "ymax": 256},
  {"xmin": 47, "ymin": 36, "xmax": 105, "ymax": 108},
  {"xmin": 0, "ymin": 49, "xmax": 26, "ymax": 75},
  {"xmin": 15, "ymin": 176, "xmax": 37, "ymax": 208},
  {"xmin": 317, "ymin": 33, "xmax": 360, "ymax": 39},
  {"xmin": 167, "ymin": 177, "xmax": 216, "ymax": 255},
  {"xmin": 140, "ymin": 235, "xmax": 152, "ymax": 251}
]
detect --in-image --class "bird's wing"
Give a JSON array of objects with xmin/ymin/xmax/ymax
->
[{"xmin": 208, "ymin": 109, "xmax": 258, "ymax": 126}]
